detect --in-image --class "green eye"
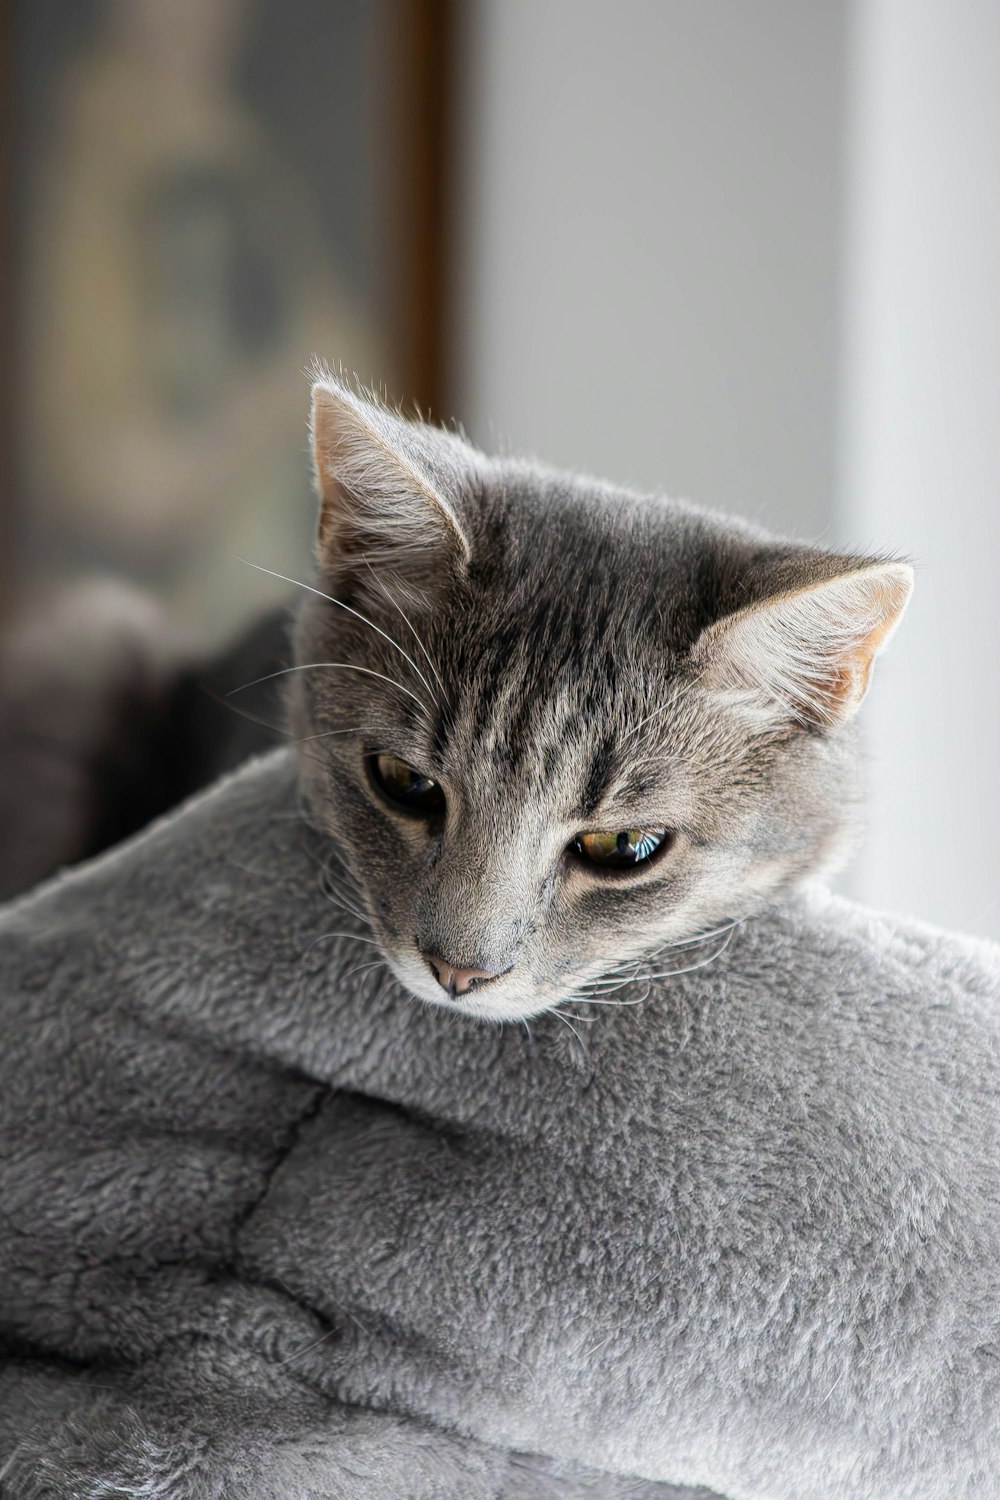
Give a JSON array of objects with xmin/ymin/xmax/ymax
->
[
  {"xmin": 369, "ymin": 752, "xmax": 445, "ymax": 816},
  {"xmin": 573, "ymin": 826, "xmax": 669, "ymax": 869}
]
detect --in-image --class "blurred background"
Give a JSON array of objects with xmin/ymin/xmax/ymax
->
[{"xmin": 1, "ymin": 0, "xmax": 997, "ymax": 937}]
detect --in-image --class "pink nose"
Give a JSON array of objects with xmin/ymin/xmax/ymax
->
[{"xmin": 422, "ymin": 953, "xmax": 499, "ymax": 996}]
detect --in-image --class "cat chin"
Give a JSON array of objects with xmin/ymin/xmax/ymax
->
[{"xmin": 415, "ymin": 988, "xmax": 540, "ymax": 1024}]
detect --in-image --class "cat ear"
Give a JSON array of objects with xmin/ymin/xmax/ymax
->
[
  {"xmin": 309, "ymin": 371, "xmax": 473, "ymax": 593},
  {"xmin": 696, "ymin": 560, "xmax": 914, "ymax": 728}
]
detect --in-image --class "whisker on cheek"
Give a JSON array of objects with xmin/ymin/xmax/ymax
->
[
  {"xmin": 575, "ymin": 969, "xmax": 643, "ymax": 995},
  {"xmin": 341, "ymin": 958, "xmax": 389, "ymax": 983},
  {"xmin": 565, "ymin": 992, "xmax": 648, "ymax": 1008},
  {"xmin": 570, "ymin": 919, "xmax": 741, "ymax": 1009},
  {"xmin": 579, "ymin": 916, "xmax": 746, "ymax": 993},
  {"xmin": 302, "ymin": 931, "xmax": 384, "ymax": 955},
  {"xmin": 648, "ymin": 915, "xmax": 747, "ymax": 954},
  {"xmin": 549, "ymin": 1010, "xmax": 590, "ymax": 1059},
  {"xmin": 634, "ymin": 924, "xmax": 736, "ymax": 981},
  {"xmin": 317, "ymin": 879, "xmax": 370, "ymax": 926}
]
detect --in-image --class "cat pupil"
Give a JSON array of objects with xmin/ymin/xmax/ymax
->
[{"xmin": 574, "ymin": 827, "xmax": 669, "ymax": 869}]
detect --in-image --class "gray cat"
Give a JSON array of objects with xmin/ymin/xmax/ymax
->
[
  {"xmin": 4, "ymin": 373, "xmax": 999, "ymax": 1500},
  {"xmin": 291, "ymin": 368, "xmax": 912, "ymax": 1021},
  {"xmin": 0, "ymin": 368, "xmax": 909, "ymax": 959}
]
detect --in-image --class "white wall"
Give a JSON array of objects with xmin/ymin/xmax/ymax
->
[
  {"xmin": 839, "ymin": 0, "xmax": 1000, "ymax": 937},
  {"xmin": 455, "ymin": 0, "xmax": 1000, "ymax": 939},
  {"xmin": 455, "ymin": 0, "xmax": 847, "ymax": 540}
]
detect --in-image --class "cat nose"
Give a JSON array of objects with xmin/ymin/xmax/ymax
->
[{"xmin": 422, "ymin": 952, "xmax": 499, "ymax": 996}]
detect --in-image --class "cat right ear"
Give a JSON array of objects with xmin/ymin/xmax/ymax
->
[{"xmin": 309, "ymin": 371, "xmax": 473, "ymax": 597}]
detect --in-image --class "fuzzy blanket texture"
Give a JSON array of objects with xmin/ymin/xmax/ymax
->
[{"xmin": 0, "ymin": 750, "xmax": 997, "ymax": 1500}]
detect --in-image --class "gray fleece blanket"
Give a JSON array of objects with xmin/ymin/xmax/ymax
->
[{"xmin": 0, "ymin": 751, "xmax": 997, "ymax": 1500}]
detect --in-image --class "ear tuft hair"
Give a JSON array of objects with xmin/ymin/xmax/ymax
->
[{"xmin": 308, "ymin": 365, "xmax": 473, "ymax": 592}]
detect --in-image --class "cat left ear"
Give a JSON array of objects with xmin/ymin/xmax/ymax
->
[
  {"xmin": 309, "ymin": 371, "xmax": 473, "ymax": 594},
  {"xmin": 696, "ymin": 560, "xmax": 914, "ymax": 728}
]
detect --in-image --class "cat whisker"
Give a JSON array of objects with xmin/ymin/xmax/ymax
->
[
  {"xmin": 302, "ymin": 833, "xmax": 359, "ymax": 882},
  {"xmin": 575, "ymin": 966, "xmax": 644, "ymax": 992},
  {"xmin": 573, "ymin": 921, "xmax": 741, "ymax": 1005},
  {"xmin": 584, "ymin": 951, "xmax": 647, "ymax": 974},
  {"xmin": 578, "ymin": 978, "xmax": 656, "ymax": 1014},
  {"xmin": 315, "ymin": 861, "xmax": 372, "ymax": 927},
  {"xmin": 303, "ymin": 931, "xmax": 383, "ymax": 955},
  {"xmin": 630, "ymin": 925, "xmax": 737, "ymax": 982},
  {"xmin": 567, "ymin": 993, "xmax": 648, "ymax": 1008},
  {"xmin": 205, "ymin": 686, "xmax": 289, "ymax": 741},
  {"xmin": 295, "ymin": 725, "xmax": 368, "ymax": 744},
  {"xmin": 227, "ymin": 661, "xmax": 430, "ymax": 718},
  {"xmin": 581, "ymin": 916, "xmax": 746, "ymax": 992},
  {"xmin": 322, "ymin": 852, "xmax": 365, "ymax": 882},
  {"xmin": 550, "ymin": 1009, "xmax": 589, "ymax": 1057},
  {"xmin": 324, "ymin": 875, "xmax": 366, "ymax": 909},
  {"xmin": 341, "ymin": 958, "xmax": 388, "ymax": 983},
  {"xmin": 565, "ymin": 982, "xmax": 654, "ymax": 1011},
  {"xmin": 503, "ymin": 1347, "xmax": 543, "ymax": 1396},
  {"xmin": 362, "ymin": 557, "xmax": 449, "ymax": 705},
  {"xmin": 633, "ymin": 923, "xmax": 744, "ymax": 974},
  {"xmin": 300, "ymin": 835, "xmax": 373, "ymax": 926},
  {"xmin": 569, "ymin": 984, "xmax": 650, "ymax": 1008},
  {"xmin": 318, "ymin": 858, "xmax": 364, "ymax": 895},
  {"xmin": 645, "ymin": 916, "xmax": 746, "ymax": 955},
  {"xmin": 319, "ymin": 860, "xmax": 363, "ymax": 895},
  {"xmin": 233, "ymin": 556, "xmax": 438, "ymax": 708},
  {"xmin": 318, "ymin": 883, "xmax": 368, "ymax": 920},
  {"xmin": 319, "ymin": 887, "xmax": 370, "ymax": 926}
]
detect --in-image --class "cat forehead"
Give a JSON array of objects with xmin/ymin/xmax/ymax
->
[
  {"xmin": 430, "ymin": 650, "xmax": 674, "ymax": 818},
  {"xmin": 465, "ymin": 474, "xmax": 760, "ymax": 658},
  {"xmin": 475, "ymin": 470, "xmax": 686, "ymax": 582}
]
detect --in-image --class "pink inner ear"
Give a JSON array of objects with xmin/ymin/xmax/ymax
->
[
  {"xmin": 829, "ymin": 583, "xmax": 907, "ymax": 713},
  {"xmin": 817, "ymin": 649, "xmax": 872, "ymax": 721}
]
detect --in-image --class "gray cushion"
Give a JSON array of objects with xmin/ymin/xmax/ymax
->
[{"xmin": 1, "ymin": 750, "xmax": 997, "ymax": 1499}]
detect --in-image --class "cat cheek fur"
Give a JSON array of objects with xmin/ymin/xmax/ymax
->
[{"xmin": 289, "ymin": 369, "xmax": 911, "ymax": 1023}]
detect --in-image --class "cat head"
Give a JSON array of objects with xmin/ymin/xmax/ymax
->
[{"xmin": 290, "ymin": 371, "xmax": 912, "ymax": 1022}]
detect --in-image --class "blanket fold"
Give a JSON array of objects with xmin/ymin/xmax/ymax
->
[{"xmin": 1, "ymin": 750, "xmax": 997, "ymax": 1499}]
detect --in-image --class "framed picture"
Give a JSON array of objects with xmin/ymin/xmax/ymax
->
[{"xmin": 3, "ymin": 0, "xmax": 454, "ymax": 638}]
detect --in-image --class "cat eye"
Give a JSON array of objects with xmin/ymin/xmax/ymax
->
[
  {"xmin": 368, "ymin": 752, "xmax": 445, "ymax": 816},
  {"xmin": 573, "ymin": 826, "xmax": 670, "ymax": 869}
]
